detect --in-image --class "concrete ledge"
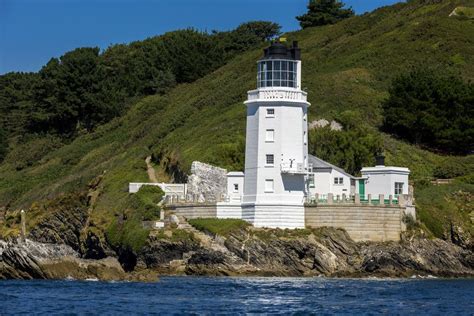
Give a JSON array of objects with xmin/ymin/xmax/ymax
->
[
  {"xmin": 305, "ymin": 205, "xmax": 402, "ymax": 242},
  {"xmin": 165, "ymin": 204, "xmax": 217, "ymax": 219}
]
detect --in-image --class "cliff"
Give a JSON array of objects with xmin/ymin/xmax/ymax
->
[{"xmin": 1, "ymin": 224, "xmax": 473, "ymax": 280}]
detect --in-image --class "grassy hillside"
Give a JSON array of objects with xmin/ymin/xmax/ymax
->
[{"xmin": 1, "ymin": 0, "xmax": 473, "ymax": 241}]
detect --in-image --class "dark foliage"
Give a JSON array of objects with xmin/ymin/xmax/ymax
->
[
  {"xmin": 297, "ymin": 0, "xmax": 354, "ymax": 29},
  {"xmin": 0, "ymin": 127, "xmax": 7, "ymax": 162},
  {"xmin": 0, "ymin": 22, "xmax": 281, "ymax": 140},
  {"xmin": 382, "ymin": 69, "xmax": 474, "ymax": 155},
  {"xmin": 309, "ymin": 111, "xmax": 383, "ymax": 175}
]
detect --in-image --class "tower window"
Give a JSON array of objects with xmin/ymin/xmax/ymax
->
[
  {"xmin": 265, "ymin": 179, "xmax": 274, "ymax": 193},
  {"xmin": 395, "ymin": 182, "xmax": 404, "ymax": 195},
  {"xmin": 266, "ymin": 154, "xmax": 274, "ymax": 166},
  {"xmin": 266, "ymin": 129, "xmax": 274, "ymax": 142},
  {"xmin": 266, "ymin": 108, "xmax": 275, "ymax": 117},
  {"xmin": 233, "ymin": 184, "xmax": 239, "ymax": 192}
]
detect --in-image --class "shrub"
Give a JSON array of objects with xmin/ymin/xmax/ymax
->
[{"xmin": 188, "ymin": 218, "xmax": 249, "ymax": 237}]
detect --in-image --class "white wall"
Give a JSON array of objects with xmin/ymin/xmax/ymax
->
[
  {"xmin": 243, "ymin": 100, "xmax": 309, "ymax": 206},
  {"xmin": 308, "ymin": 169, "xmax": 351, "ymax": 198},
  {"xmin": 226, "ymin": 173, "xmax": 244, "ymax": 202},
  {"xmin": 361, "ymin": 166, "xmax": 410, "ymax": 199}
]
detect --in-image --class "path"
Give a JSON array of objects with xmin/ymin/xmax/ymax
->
[{"xmin": 145, "ymin": 156, "xmax": 158, "ymax": 183}]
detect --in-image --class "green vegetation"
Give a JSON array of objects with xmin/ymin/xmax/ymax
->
[
  {"xmin": 415, "ymin": 181, "xmax": 473, "ymax": 239},
  {"xmin": 0, "ymin": 127, "xmax": 7, "ymax": 162},
  {"xmin": 297, "ymin": 0, "xmax": 354, "ymax": 29},
  {"xmin": 309, "ymin": 111, "xmax": 383, "ymax": 175},
  {"xmin": 0, "ymin": 22, "xmax": 280, "ymax": 140},
  {"xmin": 106, "ymin": 185, "xmax": 164, "ymax": 252},
  {"xmin": 252, "ymin": 228, "xmax": 314, "ymax": 241},
  {"xmin": 0, "ymin": 0, "xmax": 473, "ymax": 245},
  {"xmin": 189, "ymin": 218, "xmax": 250, "ymax": 236},
  {"xmin": 382, "ymin": 69, "xmax": 474, "ymax": 155},
  {"xmin": 453, "ymin": 6, "xmax": 474, "ymax": 18},
  {"xmin": 154, "ymin": 229, "xmax": 197, "ymax": 243}
]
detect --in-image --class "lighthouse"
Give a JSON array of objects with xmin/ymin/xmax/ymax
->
[{"xmin": 241, "ymin": 40, "xmax": 311, "ymax": 229}]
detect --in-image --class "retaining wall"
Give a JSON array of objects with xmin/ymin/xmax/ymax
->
[
  {"xmin": 305, "ymin": 205, "xmax": 403, "ymax": 242},
  {"xmin": 166, "ymin": 204, "xmax": 217, "ymax": 219}
]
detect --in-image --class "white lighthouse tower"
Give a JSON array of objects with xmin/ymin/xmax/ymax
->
[{"xmin": 241, "ymin": 41, "xmax": 311, "ymax": 229}]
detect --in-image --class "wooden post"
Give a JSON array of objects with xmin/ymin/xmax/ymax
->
[
  {"xmin": 20, "ymin": 209, "xmax": 26, "ymax": 243},
  {"xmin": 379, "ymin": 194, "xmax": 384, "ymax": 205}
]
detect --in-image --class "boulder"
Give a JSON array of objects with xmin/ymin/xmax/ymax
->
[{"xmin": 187, "ymin": 161, "xmax": 227, "ymax": 201}]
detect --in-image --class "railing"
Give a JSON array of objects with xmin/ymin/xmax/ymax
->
[
  {"xmin": 129, "ymin": 182, "xmax": 187, "ymax": 195},
  {"xmin": 164, "ymin": 193, "xmax": 226, "ymax": 205},
  {"xmin": 247, "ymin": 88, "xmax": 308, "ymax": 102},
  {"xmin": 281, "ymin": 163, "xmax": 312, "ymax": 175},
  {"xmin": 305, "ymin": 193, "xmax": 410, "ymax": 206}
]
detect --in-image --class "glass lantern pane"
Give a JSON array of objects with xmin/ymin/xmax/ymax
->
[
  {"xmin": 282, "ymin": 61, "xmax": 288, "ymax": 71},
  {"xmin": 289, "ymin": 62, "xmax": 294, "ymax": 72},
  {"xmin": 266, "ymin": 61, "xmax": 272, "ymax": 71},
  {"xmin": 274, "ymin": 61, "xmax": 280, "ymax": 71}
]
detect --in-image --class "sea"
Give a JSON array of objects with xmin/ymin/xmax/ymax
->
[{"xmin": 0, "ymin": 277, "xmax": 473, "ymax": 315}]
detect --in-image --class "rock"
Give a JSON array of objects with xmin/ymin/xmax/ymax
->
[
  {"xmin": 139, "ymin": 236, "xmax": 199, "ymax": 269},
  {"xmin": 309, "ymin": 119, "xmax": 329, "ymax": 129},
  {"xmin": 0, "ymin": 239, "xmax": 127, "ymax": 281},
  {"xmin": 186, "ymin": 161, "xmax": 227, "ymax": 201},
  {"xmin": 169, "ymin": 215, "xmax": 180, "ymax": 225},
  {"xmin": 329, "ymin": 120, "xmax": 343, "ymax": 131},
  {"xmin": 309, "ymin": 119, "xmax": 343, "ymax": 131},
  {"xmin": 29, "ymin": 193, "xmax": 89, "ymax": 253},
  {"xmin": 136, "ymin": 226, "xmax": 474, "ymax": 278},
  {"xmin": 82, "ymin": 230, "xmax": 115, "ymax": 259}
]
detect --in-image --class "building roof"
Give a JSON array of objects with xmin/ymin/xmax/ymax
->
[
  {"xmin": 261, "ymin": 41, "xmax": 301, "ymax": 61},
  {"xmin": 227, "ymin": 171, "xmax": 244, "ymax": 177},
  {"xmin": 361, "ymin": 166, "xmax": 410, "ymax": 175},
  {"xmin": 308, "ymin": 154, "xmax": 355, "ymax": 179}
]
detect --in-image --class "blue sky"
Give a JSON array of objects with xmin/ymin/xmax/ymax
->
[{"xmin": 0, "ymin": 0, "xmax": 402, "ymax": 74}]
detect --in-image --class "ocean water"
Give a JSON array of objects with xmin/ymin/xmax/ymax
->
[{"xmin": 0, "ymin": 277, "xmax": 473, "ymax": 315}]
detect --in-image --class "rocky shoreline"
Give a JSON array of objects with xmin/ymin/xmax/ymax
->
[{"xmin": 1, "ymin": 226, "xmax": 473, "ymax": 281}]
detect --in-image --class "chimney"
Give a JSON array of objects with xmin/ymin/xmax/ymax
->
[{"xmin": 375, "ymin": 154, "xmax": 385, "ymax": 167}]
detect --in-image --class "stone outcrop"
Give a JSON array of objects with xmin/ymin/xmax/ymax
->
[
  {"xmin": 186, "ymin": 161, "xmax": 227, "ymax": 201},
  {"xmin": 309, "ymin": 119, "xmax": 343, "ymax": 131},
  {"xmin": 0, "ymin": 239, "xmax": 131, "ymax": 281},
  {"xmin": 29, "ymin": 193, "xmax": 89, "ymax": 253},
  {"xmin": 133, "ymin": 227, "xmax": 474, "ymax": 278}
]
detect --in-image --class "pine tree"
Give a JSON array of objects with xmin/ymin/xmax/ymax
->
[{"xmin": 297, "ymin": 0, "xmax": 354, "ymax": 29}]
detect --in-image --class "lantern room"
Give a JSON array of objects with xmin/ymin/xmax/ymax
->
[{"xmin": 257, "ymin": 40, "xmax": 302, "ymax": 89}]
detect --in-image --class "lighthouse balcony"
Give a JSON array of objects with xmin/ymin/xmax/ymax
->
[
  {"xmin": 246, "ymin": 88, "xmax": 308, "ymax": 103},
  {"xmin": 280, "ymin": 163, "xmax": 313, "ymax": 175}
]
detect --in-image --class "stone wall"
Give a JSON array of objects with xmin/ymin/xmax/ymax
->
[
  {"xmin": 186, "ymin": 161, "xmax": 227, "ymax": 202},
  {"xmin": 305, "ymin": 205, "xmax": 403, "ymax": 242},
  {"xmin": 166, "ymin": 204, "xmax": 217, "ymax": 219}
]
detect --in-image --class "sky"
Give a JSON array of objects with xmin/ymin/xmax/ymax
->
[{"xmin": 0, "ymin": 0, "xmax": 402, "ymax": 74}]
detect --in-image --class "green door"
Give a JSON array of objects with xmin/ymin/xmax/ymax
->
[{"xmin": 359, "ymin": 179, "xmax": 365, "ymax": 200}]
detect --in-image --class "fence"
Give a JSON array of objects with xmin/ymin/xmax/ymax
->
[{"xmin": 306, "ymin": 193, "xmax": 410, "ymax": 207}]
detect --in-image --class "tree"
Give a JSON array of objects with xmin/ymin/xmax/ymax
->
[
  {"xmin": 297, "ymin": 0, "xmax": 354, "ymax": 29},
  {"xmin": 382, "ymin": 69, "xmax": 474, "ymax": 155},
  {"xmin": 0, "ymin": 127, "xmax": 7, "ymax": 162},
  {"xmin": 309, "ymin": 111, "xmax": 383, "ymax": 175}
]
